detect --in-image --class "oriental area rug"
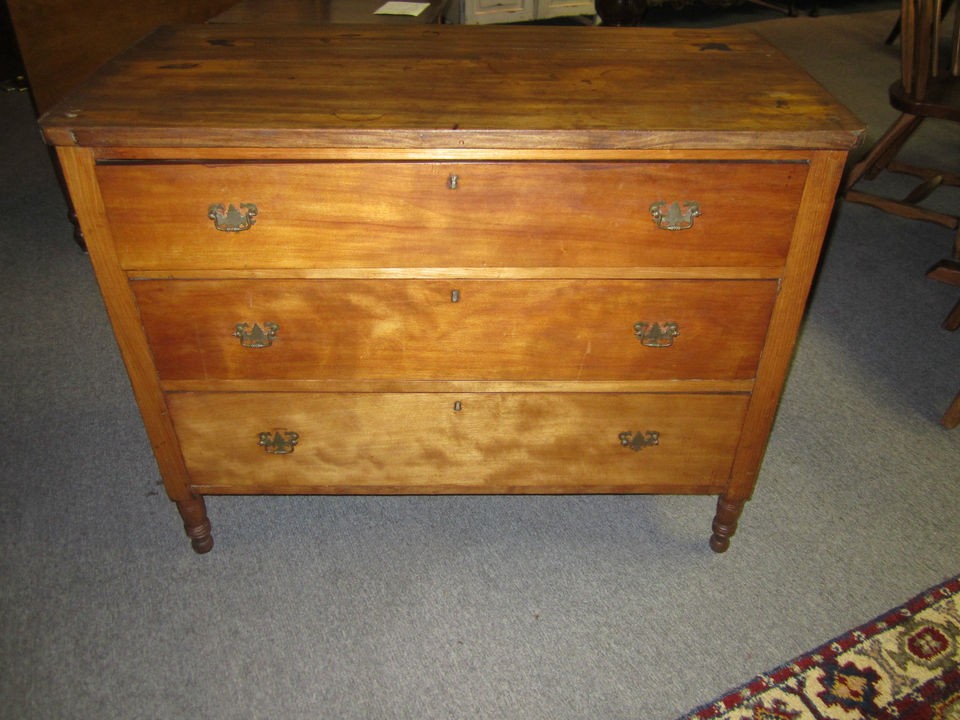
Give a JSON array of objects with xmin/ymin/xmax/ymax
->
[{"xmin": 678, "ymin": 574, "xmax": 960, "ymax": 720}]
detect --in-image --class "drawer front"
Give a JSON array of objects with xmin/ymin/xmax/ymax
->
[
  {"xmin": 99, "ymin": 161, "xmax": 807, "ymax": 270},
  {"xmin": 167, "ymin": 392, "xmax": 749, "ymax": 493},
  {"xmin": 135, "ymin": 278, "xmax": 777, "ymax": 382}
]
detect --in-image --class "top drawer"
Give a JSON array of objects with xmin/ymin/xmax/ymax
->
[{"xmin": 96, "ymin": 161, "xmax": 807, "ymax": 271}]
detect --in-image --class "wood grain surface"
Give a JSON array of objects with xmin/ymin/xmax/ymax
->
[
  {"xmin": 98, "ymin": 160, "xmax": 805, "ymax": 271},
  {"xmin": 40, "ymin": 24, "xmax": 864, "ymax": 150},
  {"xmin": 168, "ymin": 392, "xmax": 749, "ymax": 494},
  {"xmin": 134, "ymin": 278, "xmax": 777, "ymax": 382}
]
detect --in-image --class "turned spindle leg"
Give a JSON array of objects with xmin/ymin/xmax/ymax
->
[
  {"xmin": 175, "ymin": 496, "xmax": 213, "ymax": 554},
  {"xmin": 709, "ymin": 495, "xmax": 746, "ymax": 553}
]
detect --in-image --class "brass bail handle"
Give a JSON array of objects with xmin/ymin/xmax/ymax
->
[
  {"xmin": 619, "ymin": 430, "xmax": 660, "ymax": 452},
  {"xmin": 259, "ymin": 429, "xmax": 299, "ymax": 455},
  {"xmin": 649, "ymin": 200, "xmax": 700, "ymax": 231},
  {"xmin": 208, "ymin": 202, "xmax": 258, "ymax": 232},
  {"xmin": 234, "ymin": 322, "xmax": 279, "ymax": 349},
  {"xmin": 634, "ymin": 321, "xmax": 679, "ymax": 348}
]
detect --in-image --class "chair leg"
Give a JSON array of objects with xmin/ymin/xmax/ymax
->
[
  {"xmin": 942, "ymin": 389, "xmax": 960, "ymax": 429},
  {"xmin": 844, "ymin": 113, "xmax": 924, "ymax": 192},
  {"xmin": 927, "ymin": 258, "xmax": 960, "ymax": 329},
  {"xmin": 942, "ymin": 298, "xmax": 960, "ymax": 331},
  {"xmin": 886, "ymin": 16, "xmax": 902, "ymax": 44},
  {"xmin": 926, "ymin": 258, "xmax": 960, "ymax": 428}
]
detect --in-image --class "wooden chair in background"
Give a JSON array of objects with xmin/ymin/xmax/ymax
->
[
  {"xmin": 844, "ymin": 0, "xmax": 959, "ymax": 249},
  {"xmin": 843, "ymin": 0, "xmax": 960, "ymax": 427},
  {"xmin": 885, "ymin": 0, "xmax": 954, "ymax": 44}
]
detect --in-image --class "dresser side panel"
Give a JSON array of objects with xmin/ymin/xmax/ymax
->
[
  {"xmin": 55, "ymin": 146, "xmax": 194, "ymax": 503},
  {"xmin": 726, "ymin": 150, "xmax": 848, "ymax": 500}
]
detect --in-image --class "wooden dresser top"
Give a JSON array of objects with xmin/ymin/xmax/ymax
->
[{"xmin": 40, "ymin": 24, "xmax": 864, "ymax": 151}]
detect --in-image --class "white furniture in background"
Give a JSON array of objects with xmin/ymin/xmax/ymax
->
[{"xmin": 462, "ymin": 0, "xmax": 594, "ymax": 24}]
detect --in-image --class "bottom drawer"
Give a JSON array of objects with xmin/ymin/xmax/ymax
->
[{"xmin": 168, "ymin": 393, "xmax": 748, "ymax": 494}]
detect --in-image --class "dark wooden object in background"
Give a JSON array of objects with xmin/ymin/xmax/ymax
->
[
  {"xmin": 844, "ymin": 0, "xmax": 959, "ymax": 251},
  {"xmin": 0, "ymin": 0, "xmax": 28, "ymax": 91},
  {"xmin": 5, "ymin": 0, "xmax": 236, "ymax": 114}
]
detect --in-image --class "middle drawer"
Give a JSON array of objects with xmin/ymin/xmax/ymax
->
[{"xmin": 134, "ymin": 278, "xmax": 776, "ymax": 382}]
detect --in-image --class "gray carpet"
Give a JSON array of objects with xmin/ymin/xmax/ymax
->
[{"xmin": 1, "ymin": 4, "xmax": 958, "ymax": 718}]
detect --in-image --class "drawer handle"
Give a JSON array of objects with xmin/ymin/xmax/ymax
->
[
  {"xmin": 633, "ymin": 321, "xmax": 679, "ymax": 348},
  {"xmin": 258, "ymin": 429, "xmax": 299, "ymax": 454},
  {"xmin": 619, "ymin": 430, "xmax": 660, "ymax": 452},
  {"xmin": 649, "ymin": 200, "xmax": 700, "ymax": 231},
  {"xmin": 208, "ymin": 202, "xmax": 258, "ymax": 232},
  {"xmin": 234, "ymin": 322, "xmax": 279, "ymax": 348}
]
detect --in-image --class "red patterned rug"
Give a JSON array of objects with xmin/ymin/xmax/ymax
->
[{"xmin": 678, "ymin": 574, "xmax": 960, "ymax": 720}]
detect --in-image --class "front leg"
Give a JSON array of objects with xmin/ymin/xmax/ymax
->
[
  {"xmin": 176, "ymin": 496, "xmax": 213, "ymax": 554},
  {"xmin": 709, "ymin": 494, "xmax": 746, "ymax": 553}
]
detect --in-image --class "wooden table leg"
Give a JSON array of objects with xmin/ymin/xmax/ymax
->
[
  {"xmin": 176, "ymin": 496, "xmax": 213, "ymax": 554},
  {"xmin": 710, "ymin": 495, "xmax": 746, "ymax": 553}
]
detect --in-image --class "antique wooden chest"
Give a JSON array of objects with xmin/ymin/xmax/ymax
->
[{"xmin": 40, "ymin": 24, "xmax": 863, "ymax": 553}]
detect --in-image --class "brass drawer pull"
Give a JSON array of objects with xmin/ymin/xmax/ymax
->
[
  {"xmin": 633, "ymin": 321, "xmax": 679, "ymax": 348},
  {"xmin": 619, "ymin": 430, "xmax": 660, "ymax": 451},
  {"xmin": 234, "ymin": 322, "xmax": 279, "ymax": 348},
  {"xmin": 649, "ymin": 200, "xmax": 700, "ymax": 231},
  {"xmin": 259, "ymin": 429, "xmax": 299, "ymax": 454},
  {"xmin": 208, "ymin": 202, "xmax": 258, "ymax": 232}
]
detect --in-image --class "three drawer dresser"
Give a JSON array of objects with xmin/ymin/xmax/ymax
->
[{"xmin": 40, "ymin": 24, "xmax": 863, "ymax": 553}]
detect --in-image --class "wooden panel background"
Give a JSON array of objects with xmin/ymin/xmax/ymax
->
[{"xmin": 7, "ymin": 0, "xmax": 235, "ymax": 113}]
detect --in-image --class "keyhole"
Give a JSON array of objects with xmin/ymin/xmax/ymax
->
[
  {"xmin": 451, "ymin": 289, "xmax": 460, "ymax": 303},
  {"xmin": 447, "ymin": 174, "xmax": 459, "ymax": 190},
  {"xmin": 453, "ymin": 401, "xmax": 463, "ymax": 412}
]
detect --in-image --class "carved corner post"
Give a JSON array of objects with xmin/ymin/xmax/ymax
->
[
  {"xmin": 176, "ymin": 496, "xmax": 213, "ymax": 554},
  {"xmin": 55, "ymin": 146, "xmax": 211, "ymax": 555},
  {"xmin": 708, "ymin": 153, "xmax": 849, "ymax": 555},
  {"xmin": 709, "ymin": 495, "xmax": 746, "ymax": 553}
]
